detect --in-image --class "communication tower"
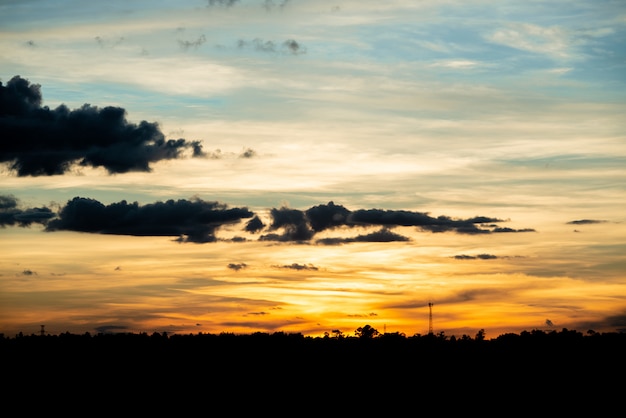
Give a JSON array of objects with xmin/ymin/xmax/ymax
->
[{"xmin": 428, "ymin": 302, "xmax": 433, "ymax": 335}]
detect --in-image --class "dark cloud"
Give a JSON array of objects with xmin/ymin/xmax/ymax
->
[
  {"xmin": 283, "ymin": 39, "xmax": 306, "ymax": 55},
  {"xmin": 21, "ymin": 269, "xmax": 36, "ymax": 276},
  {"xmin": 228, "ymin": 263, "xmax": 248, "ymax": 271},
  {"xmin": 305, "ymin": 201, "xmax": 351, "ymax": 232},
  {"xmin": 45, "ymin": 196, "xmax": 254, "ymax": 243},
  {"xmin": 94, "ymin": 325, "xmax": 129, "ymax": 334},
  {"xmin": 94, "ymin": 36, "xmax": 125, "ymax": 48},
  {"xmin": 3, "ymin": 194, "xmax": 534, "ymax": 246},
  {"xmin": 238, "ymin": 147, "xmax": 257, "ymax": 158},
  {"xmin": 567, "ymin": 219, "xmax": 607, "ymax": 225},
  {"xmin": 13, "ymin": 207, "xmax": 55, "ymax": 225},
  {"xmin": 454, "ymin": 254, "xmax": 498, "ymax": 260},
  {"xmin": 476, "ymin": 254, "xmax": 499, "ymax": 259},
  {"xmin": 237, "ymin": 38, "xmax": 306, "ymax": 55},
  {"xmin": 260, "ymin": 206, "xmax": 315, "ymax": 242},
  {"xmin": 0, "ymin": 75, "xmax": 203, "ymax": 176},
  {"xmin": 207, "ymin": 0, "xmax": 240, "ymax": 7},
  {"xmin": 178, "ymin": 35, "xmax": 206, "ymax": 51},
  {"xmin": 238, "ymin": 38, "xmax": 276, "ymax": 53},
  {"xmin": 348, "ymin": 209, "xmax": 511, "ymax": 234},
  {"xmin": 492, "ymin": 227, "xmax": 536, "ymax": 233},
  {"xmin": 275, "ymin": 263, "xmax": 319, "ymax": 271},
  {"xmin": 317, "ymin": 228, "xmax": 410, "ymax": 245},
  {"xmin": 0, "ymin": 194, "xmax": 55, "ymax": 227},
  {"xmin": 454, "ymin": 255, "xmax": 476, "ymax": 260},
  {"xmin": 246, "ymin": 311, "xmax": 269, "ymax": 316},
  {"xmin": 261, "ymin": 202, "xmax": 533, "ymax": 243},
  {"xmin": 229, "ymin": 236, "xmax": 248, "ymax": 242},
  {"xmin": 245, "ymin": 215, "xmax": 265, "ymax": 233},
  {"xmin": 605, "ymin": 311, "xmax": 626, "ymax": 333},
  {"xmin": 353, "ymin": 228, "xmax": 410, "ymax": 242},
  {"xmin": 263, "ymin": 0, "xmax": 290, "ymax": 11}
]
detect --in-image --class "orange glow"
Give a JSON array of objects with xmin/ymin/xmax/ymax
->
[{"xmin": 2, "ymin": 222, "xmax": 625, "ymax": 339}]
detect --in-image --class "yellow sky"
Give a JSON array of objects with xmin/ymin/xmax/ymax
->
[{"xmin": 2, "ymin": 218, "xmax": 624, "ymax": 339}]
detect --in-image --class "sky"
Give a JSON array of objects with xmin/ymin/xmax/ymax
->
[{"xmin": 1, "ymin": 0, "xmax": 625, "ymax": 339}]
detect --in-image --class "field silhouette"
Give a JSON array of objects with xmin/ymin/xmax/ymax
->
[{"xmin": 3, "ymin": 326, "xmax": 624, "ymax": 412}]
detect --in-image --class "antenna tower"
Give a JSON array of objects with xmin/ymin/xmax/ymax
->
[{"xmin": 428, "ymin": 302, "xmax": 433, "ymax": 335}]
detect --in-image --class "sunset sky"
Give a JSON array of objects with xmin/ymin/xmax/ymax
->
[{"xmin": 1, "ymin": 0, "xmax": 625, "ymax": 339}]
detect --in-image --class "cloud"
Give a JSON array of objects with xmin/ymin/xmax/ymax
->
[
  {"xmin": 94, "ymin": 36, "xmax": 125, "ymax": 48},
  {"xmin": 605, "ymin": 311, "xmax": 626, "ymax": 333},
  {"xmin": 245, "ymin": 311, "xmax": 268, "ymax": 316},
  {"xmin": 238, "ymin": 147, "xmax": 257, "ymax": 158},
  {"xmin": 245, "ymin": 216, "xmax": 265, "ymax": 233},
  {"xmin": 3, "ymin": 195, "xmax": 534, "ymax": 245},
  {"xmin": 364, "ymin": 230, "xmax": 410, "ymax": 242},
  {"xmin": 0, "ymin": 75, "xmax": 203, "ymax": 176},
  {"xmin": 487, "ymin": 23, "xmax": 571, "ymax": 59},
  {"xmin": 260, "ymin": 206, "xmax": 315, "ymax": 242},
  {"xmin": 94, "ymin": 325, "xmax": 129, "ymax": 334},
  {"xmin": 492, "ymin": 227, "xmax": 535, "ymax": 233},
  {"xmin": 347, "ymin": 209, "xmax": 532, "ymax": 234},
  {"xmin": 45, "ymin": 196, "xmax": 254, "ymax": 243},
  {"xmin": 238, "ymin": 38, "xmax": 276, "ymax": 53},
  {"xmin": 275, "ymin": 263, "xmax": 319, "ymax": 271},
  {"xmin": 283, "ymin": 39, "xmax": 306, "ymax": 55},
  {"xmin": 207, "ymin": 0, "xmax": 240, "ymax": 7},
  {"xmin": 237, "ymin": 38, "xmax": 307, "ymax": 55},
  {"xmin": 260, "ymin": 201, "xmax": 533, "ymax": 243},
  {"xmin": 317, "ymin": 228, "xmax": 410, "ymax": 245},
  {"xmin": 454, "ymin": 254, "xmax": 498, "ymax": 260},
  {"xmin": 263, "ymin": 0, "xmax": 290, "ymax": 12},
  {"xmin": 567, "ymin": 219, "xmax": 607, "ymax": 225},
  {"xmin": 178, "ymin": 35, "xmax": 207, "ymax": 51},
  {"xmin": 305, "ymin": 201, "xmax": 351, "ymax": 232},
  {"xmin": 429, "ymin": 60, "xmax": 482, "ymax": 70},
  {"xmin": 0, "ymin": 194, "xmax": 55, "ymax": 227},
  {"xmin": 228, "ymin": 263, "xmax": 248, "ymax": 271}
]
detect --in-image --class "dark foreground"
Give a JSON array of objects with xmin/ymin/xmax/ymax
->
[{"xmin": 3, "ymin": 328, "xmax": 624, "ymax": 412}]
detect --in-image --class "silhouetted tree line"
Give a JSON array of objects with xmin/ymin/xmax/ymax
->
[
  {"xmin": 3, "ymin": 325, "xmax": 625, "ymax": 363},
  {"xmin": 3, "ymin": 325, "xmax": 624, "ymax": 409}
]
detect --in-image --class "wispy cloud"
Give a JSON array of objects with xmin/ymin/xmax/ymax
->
[
  {"xmin": 486, "ymin": 23, "xmax": 572, "ymax": 59},
  {"xmin": 428, "ymin": 59, "xmax": 484, "ymax": 69}
]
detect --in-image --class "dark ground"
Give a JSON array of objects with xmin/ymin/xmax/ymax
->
[{"xmin": 3, "ymin": 328, "xmax": 624, "ymax": 414}]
